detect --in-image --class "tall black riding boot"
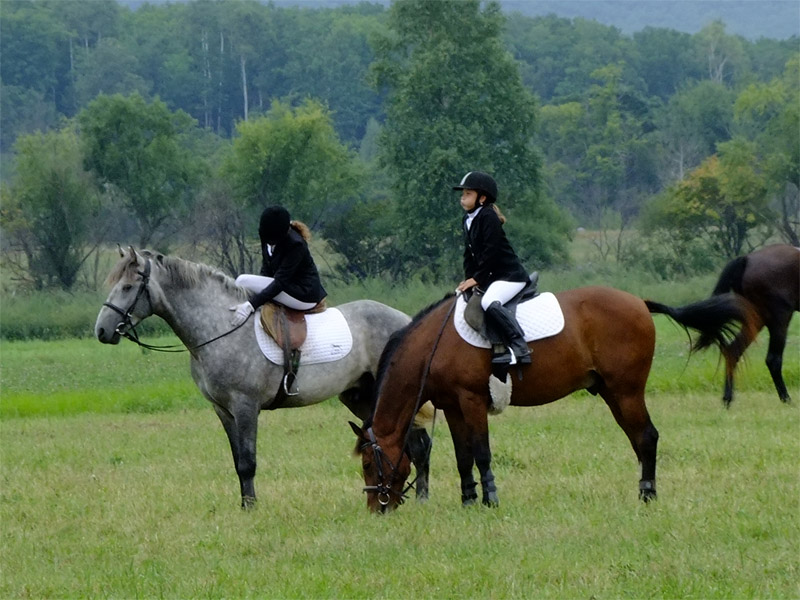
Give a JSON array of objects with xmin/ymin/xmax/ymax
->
[{"xmin": 485, "ymin": 301, "xmax": 531, "ymax": 365}]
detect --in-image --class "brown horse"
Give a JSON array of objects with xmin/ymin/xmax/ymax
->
[
  {"xmin": 352, "ymin": 286, "xmax": 746, "ymax": 512},
  {"xmin": 696, "ymin": 244, "xmax": 799, "ymax": 406}
]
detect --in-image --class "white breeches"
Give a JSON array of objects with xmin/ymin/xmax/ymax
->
[
  {"xmin": 235, "ymin": 274, "xmax": 317, "ymax": 311},
  {"xmin": 480, "ymin": 280, "xmax": 526, "ymax": 311}
]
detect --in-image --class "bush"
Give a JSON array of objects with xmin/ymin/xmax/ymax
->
[{"xmin": 0, "ymin": 290, "xmax": 171, "ymax": 340}]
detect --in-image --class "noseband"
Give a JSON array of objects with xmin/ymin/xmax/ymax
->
[{"xmin": 360, "ymin": 427, "xmax": 414, "ymax": 507}]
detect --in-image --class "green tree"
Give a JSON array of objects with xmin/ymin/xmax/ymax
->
[
  {"xmin": 79, "ymin": 92, "xmax": 201, "ymax": 249},
  {"xmin": 373, "ymin": 0, "xmax": 566, "ymax": 278},
  {"xmin": 217, "ymin": 99, "xmax": 362, "ymax": 274},
  {"xmin": 1, "ymin": 126, "xmax": 100, "ymax": 290},
  {"xmin": 644, "ymin": 144, "xmax": 770, "ymax": 260},
  {"xmin": 733, "ymin": 55, "xmax": 800, "ymax": 244}
]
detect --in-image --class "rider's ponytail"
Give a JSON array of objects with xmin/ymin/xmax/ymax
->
[
  {"xmin": 492, "ymin": 204, "xmax": 507, "ymax": 225},
  {"xmin": 290, "ymin": 220, "xmax": 312, "ymax": 241}
]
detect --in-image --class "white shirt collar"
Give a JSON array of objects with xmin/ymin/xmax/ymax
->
[{"xmin": 465, "ymin": 206, "xmax": 482, "ymax": 230}]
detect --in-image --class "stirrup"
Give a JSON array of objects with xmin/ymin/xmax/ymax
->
[{"xmin": 282, "ymin": 373, "xmax": 299, "ymax": 396}]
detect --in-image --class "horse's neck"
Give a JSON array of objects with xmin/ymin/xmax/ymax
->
[{"xmin": 154, "ymin": 276, "xmax": 241, "ymax": 347}]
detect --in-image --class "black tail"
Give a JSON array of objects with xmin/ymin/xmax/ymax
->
[
  {"xmin": 712, "ymin": 255, "xmax": 747, "ymax": 296},
  {"xmin": 645, "ymin": 294, "xmax": 747, "ymax": 352}
]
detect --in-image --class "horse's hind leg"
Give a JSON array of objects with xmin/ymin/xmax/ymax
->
[
  {"xmin": 601, "ymin": 390, "xmax": 659, "ymax": 502},
  {"xmin": 765, "ymin": 318, "xmax": 793, "ymax": 403},
  {"xmin": 213, "ymin": 401, "xmax": 259, "ymax": 509},
  {"xmin": 721, "ymin": 329, "xmax": 754, "ymax": 407}
]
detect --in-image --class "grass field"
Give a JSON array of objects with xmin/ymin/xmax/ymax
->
[{"xmin": 1, "ymin": 303, "xmax": 799, "ymax": 597}]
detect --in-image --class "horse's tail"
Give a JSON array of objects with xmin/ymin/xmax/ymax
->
[
  {"xmin": 712, "ymin": 255, "xmax": 747, "ymax": 296},
  {"xmin": 645, "ymin": 294, "xmax": 749, "ymax": 352}
]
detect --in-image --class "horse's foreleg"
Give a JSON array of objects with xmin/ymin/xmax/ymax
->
[
  {"xmin": 765, "ymin": 322, "xmax": 792, "ymax": 403},
  {"xmin": 444, "ymin": 408, "xmax": 478, "ymax": 506},
  {"xmin": 214, "ymin": 401, "xmax": 259, "ymax": 509},
  {"xmin": 406, "ymin": 426, "xmax": 431, "ymax": 502}
]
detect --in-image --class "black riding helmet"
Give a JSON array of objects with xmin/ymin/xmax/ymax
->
[
  {"xmin": 452, "ymin": 171, "xmax": 498, "ymax": 203},
  {"xmin": 259, "ymin": 205, "xmax": 291, "ymax": 245}
]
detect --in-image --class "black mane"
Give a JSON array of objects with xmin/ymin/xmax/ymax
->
[{"xmin": 366, "ymin": 293, "xmax": 455, "ymax": 424}]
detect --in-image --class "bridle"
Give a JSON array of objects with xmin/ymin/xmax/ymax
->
[
  {"xmin": 102, "ymin": 258, "xmax": 247, "ymax": 353},
  {"xmin": 360, "ymin": 426, "xmax": 414, "ymax": 507},
  {"xmin": 361, "ymin": 295, "xmax": 457, "ymax": 507}
]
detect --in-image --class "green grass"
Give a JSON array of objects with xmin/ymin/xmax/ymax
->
[
  {"xmin": 1, "ymin": 236, "xmax": 798, "ymax": 598},
  {"xmin": 1, "ymin": 390, "xmax": 797, "ymax": 598}
]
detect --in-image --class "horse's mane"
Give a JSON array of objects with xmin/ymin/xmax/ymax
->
[
  {"xmin": 366, "ymin": 293, "xmax": 455, "ymax": 425},
  {"xmin": 106, "ymin": 250, "xmax": 248, "ymax": 300}
]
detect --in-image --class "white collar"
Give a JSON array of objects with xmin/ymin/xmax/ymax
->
[{"xmin": 465, "ymin": 206, "xmax": 482, "ymax": 230}]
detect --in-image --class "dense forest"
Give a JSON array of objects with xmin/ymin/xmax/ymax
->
[{"xmin": 1, "ymin": 0, "xmax": 798, "ymax": 291}]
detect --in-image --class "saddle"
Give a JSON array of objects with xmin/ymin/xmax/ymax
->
[
  {"xmin": 463, "ymin": 272, "xmax": 539, "ymax": 333},
  {"xmin": 463, "ymin": 273, "xmax": 538, "ymax": 383},
  {"xmin": 260, "ymin": 299, "xmax": 327, "ymax": 407}
]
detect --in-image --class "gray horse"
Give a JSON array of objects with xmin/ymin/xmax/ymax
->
[{"xmin": 94, "ymin": 247, "xmax": 432, "ymax": 508}]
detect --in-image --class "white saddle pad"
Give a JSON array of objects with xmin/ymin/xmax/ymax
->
[
  {"xmin": 254, "ymin": 307, "xmax": 353, "ymax": 365},
  {"xmin": 454, "ymin": 292, "xmax": 565, "ymax": 348}
]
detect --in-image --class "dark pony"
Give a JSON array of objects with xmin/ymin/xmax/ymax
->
[
  {"xmin": 353, "ymin": 286, "xmax": 747, "ymax": 512},
  {"xmin": 695, "ymin": 244, "xmax": 797, "ymax": 406}
]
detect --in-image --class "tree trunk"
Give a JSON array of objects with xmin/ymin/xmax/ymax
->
[{"xmin": 240, "ymin": 54, "xmax": 248, "ymax": 122}]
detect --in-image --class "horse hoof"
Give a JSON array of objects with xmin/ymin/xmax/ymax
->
[
  {"xmin": 482, "ymin": 493, "xmax": 499, "ymax": 507},
  {"xmin": 639, "ymin": 490, "xmax": 657, "ymax": 503},
  {"xmin": 241, "ymin": 496, "xmax": 257, "ymax": 510},
  {"xmin": 462, "ymin": 496, "xmax": 478, "ymax": 507}
]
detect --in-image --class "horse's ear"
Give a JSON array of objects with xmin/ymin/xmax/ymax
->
[
  {"xmin": 116, "ymin": 244, "xmax": 125, "ymax": 258},
  {"xmin": 349, "ymin": 421, "xmax": 364, "ymax": 440}
]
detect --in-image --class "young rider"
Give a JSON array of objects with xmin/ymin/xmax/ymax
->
[
  {"xmin": 230, "ymin": 205, "xmax": 327, "ymax": 326},
  {"xmin": 453, "ymin": 171, "xmax": 531, "ymax": 365}
]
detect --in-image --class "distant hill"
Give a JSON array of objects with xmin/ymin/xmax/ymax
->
[
  {"xmin": 118, "ymin": 0, "xmax": 799, "ymax": 41},
  {"xmin": 500, "ymin": 0, "xmax": 799, "ymax": 40}
]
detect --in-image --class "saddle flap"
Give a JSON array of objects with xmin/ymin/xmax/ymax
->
[{"xmin": 260, "ymin": 303, "xmax": 308, "ymax": 350}]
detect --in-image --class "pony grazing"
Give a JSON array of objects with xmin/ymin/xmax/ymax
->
[
  {"xmin": 698, "ymin": 244, "xmax": 798, "ymax": 406},
  {"xmin": 352, "ymin": 286, "xmax": 746, "ymax": 512},
  {"xmin": 95, "ymin": 247, "xmax": 431, "ymax": 508}
]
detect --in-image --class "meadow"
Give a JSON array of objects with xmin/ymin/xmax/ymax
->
[
  {"xmin": 1, "ymin": 315, "xmax": 798, "ymax": 598},
  {"xmin": 2, "ymin": 234, "xmax": 799, "ymax": 598}
]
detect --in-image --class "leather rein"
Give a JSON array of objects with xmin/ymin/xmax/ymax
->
[
  {"xmin": 102, "ymin": 259, "xmax": 247, "ymax": 353},
  {"xmin": 361, "ymin": 295, "xmax": 456, "ymax": 506}
]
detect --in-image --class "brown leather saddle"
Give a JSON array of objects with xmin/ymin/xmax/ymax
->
[{"xmin": 260, "ymin": 299, "xmax": 327, "ymax": 407}]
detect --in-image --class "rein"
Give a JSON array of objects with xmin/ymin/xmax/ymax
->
[
  {"xmin": 363, "ymin": 295, "xmax": 455, "ymax": 505},
  {"xmin": 103, "ymin": 259, "xmax": 248, "ymax": 353}
]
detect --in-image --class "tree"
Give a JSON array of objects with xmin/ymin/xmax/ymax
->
[
  {"xmin": 644, "ymin": 143, "xmax": 770, "ymax": 260},
  {"xmin": 372, "ymin": 0, "xmax": 566, "ymax": 278},
  {"xmin": 216, "ymin": 99, "xmax": 362, "ymax": 275},
  {"xmin": 1, "ymin": 126, "xmax": 101, "ymax": 290},
  {"xmin": 733, "ymin": 55, "xmax": 800, "ymax": 245},
  {"xmin": 78, "ymin": 92, "xmax": 201, "ymax": 249}
]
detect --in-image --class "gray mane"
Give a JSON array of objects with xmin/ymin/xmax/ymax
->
[{"xmin": 106, "ymin": 250, "xmax": 248, "ymax": 300}]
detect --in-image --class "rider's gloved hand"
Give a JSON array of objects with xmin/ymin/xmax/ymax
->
[{"xmin": 229, "ymin": 301, "xmax": 254, "ymax": 326}]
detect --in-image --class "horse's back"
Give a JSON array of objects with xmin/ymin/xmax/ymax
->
[
  {"xmin": 514, "ymin": 286, "xmax": 655, "ymax": 404},
  {"xmin": 744, "ymin": 244, "xmax": 800, "ymax": 312},
  {"xmin": 337, "ymin": 299, "xmax": 411, "ymax": 371}
]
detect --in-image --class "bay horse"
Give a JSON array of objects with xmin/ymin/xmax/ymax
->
[
  {"xmin": 697, "ymin": 244, "xmax": 799, "ymax": 406},
  {"xmin": 352, "ymin": 286, "xmax": 746, "ymax": 512},
  {"xmin": 95, "ymin": 247, "xmax": 432, "ymax": 508}
]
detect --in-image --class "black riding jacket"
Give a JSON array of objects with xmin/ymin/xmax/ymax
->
[
  {"xmin": 463, "ymin": 206, "xmax": 528, "ymax": 290},
  {"xmin": 249, "ymin": 227, "xmax": 327, "ymax": 308}
]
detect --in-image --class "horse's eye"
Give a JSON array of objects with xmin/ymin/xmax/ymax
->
[
  {"xmin": 363, "ymin": 462, "xmax": 372, "ymax": 471},
  {"xmin": 122, "ymin": 284, "xmax": 133, "ymax": 292}
]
